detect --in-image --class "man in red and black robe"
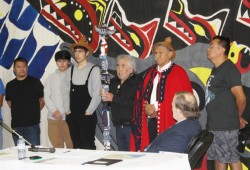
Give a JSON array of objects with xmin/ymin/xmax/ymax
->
[{"xmin": 131, "ymin": 37, "xmax": 193, "ymax": 151}]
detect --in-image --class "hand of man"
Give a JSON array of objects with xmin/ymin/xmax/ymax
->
[
  {"xmin": 100, "ymin": 88, "xmax": 105, "ymax": 96},
  {"xmin": 144, "ymin": 103, "xmax": 157, "ymax": 118},
  {"xmin": 53, "ymin": 110, "xmax": 62, "ymax": 120},
  {"xmin": 104, "ymin": 92, "xmax": 113, "ymax": 102},
  {"xmin": 100, "ymin": 88, "xmax": 113, "ymax": 102},
  {"xmin": 240, "ymin": 117, "xmax": 248, "ymax": 129}
]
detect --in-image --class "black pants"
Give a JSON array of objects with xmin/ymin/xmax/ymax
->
[
  {"xmin": 148, "ymin": 118, "xmax": 157, "ymax": 143},
  {"xmin": 66, "ymin": 113, "xmax": 97, "ymax": 149}
]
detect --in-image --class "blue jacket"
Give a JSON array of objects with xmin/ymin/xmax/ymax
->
[{"xmin": 146, "ymin": 119, "xmax": 202, "ymax": 153}]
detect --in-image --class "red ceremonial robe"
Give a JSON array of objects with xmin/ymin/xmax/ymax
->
[{"xmin": 130, "ymin": 63, "xmax": 193, "ymax": 151}]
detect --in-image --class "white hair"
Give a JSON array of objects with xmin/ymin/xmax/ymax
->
[{"xmin": 116, "ymin": 54, "xmax": 136, "ymax": 73}]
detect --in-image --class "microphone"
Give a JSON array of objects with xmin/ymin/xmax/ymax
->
[
  {"xmin": 0, "ymin": 120, "xmax": 34, "ymax": 147},
  {"xmin": 0, "ymin": 120, "xmax": 55, "ymax": 153},
  {"xmin": 28, "ymin": 147, "xmax": 56, "ymax": 153}
]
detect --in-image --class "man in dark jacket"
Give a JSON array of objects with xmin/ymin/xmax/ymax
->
[
  {"xmin": 100, "ymin": 54, "xmax": 141, "ymax": 151},
  {"xmin": 145, "ymin": 91, "xmax": 201, "ymax": 153}
]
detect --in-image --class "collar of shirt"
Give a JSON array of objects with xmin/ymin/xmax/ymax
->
[
  {"xmin": 157, "ymin": 61, "xmax": 172, "ymax": 72},
  {"xmin": 150, "ymin": 61, "xmax": 172, "ymax": 109}
]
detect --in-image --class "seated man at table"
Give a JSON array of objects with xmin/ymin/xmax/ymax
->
[{"xmin": 145, "ymin": 91, "xmax": 202, "ymax": 153}]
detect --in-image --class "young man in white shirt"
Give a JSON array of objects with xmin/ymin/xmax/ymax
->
[{"xmin": 44, "ymin": 50, "xmax": 73, "ymax": 148}]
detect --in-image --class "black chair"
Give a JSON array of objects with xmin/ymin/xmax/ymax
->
[{"xmin": 185, "ymin": 129, "xmax": 214, "ymax": 169}]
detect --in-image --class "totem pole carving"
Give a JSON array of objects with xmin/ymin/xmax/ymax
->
[{"xmin": 95, "ymin": 24, "xmax": 115, "ymax": 150}]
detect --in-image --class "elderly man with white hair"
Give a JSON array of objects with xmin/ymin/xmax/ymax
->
[{"xmin": 101, "ymin": 54, "xmax": 142, "ymax": 151}]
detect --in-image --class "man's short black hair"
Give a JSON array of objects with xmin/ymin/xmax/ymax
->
[
  {"xmin": 14, "ymin": 57, "xmax": 28, "ymax": 67},
  {"xmin": 213, "ymin": 36, "xmax": 230, "ymax": 56},
  {"xmin": 73, "ymin": 46, "xmax": 88, "ymax": 52},
  {"xmin": 55, "ymin": 50, "xmax": 71, "ymax": 61}
]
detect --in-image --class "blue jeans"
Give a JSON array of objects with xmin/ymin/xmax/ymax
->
[
  {"xmin": 0, "ymin": 125, "xmax": 2, "ymax": 149},
  {"xmin": 116, "ymin": 126, "xmax": 131, "ymax": 151},
  {"xmin": 13, "ymin": 124, "xmax": 40, "ymax": 146}
]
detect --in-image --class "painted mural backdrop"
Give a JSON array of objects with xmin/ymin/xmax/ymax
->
[{"xmin": 1, "ymin": 0, "xmax": 250, "ymax": 152}]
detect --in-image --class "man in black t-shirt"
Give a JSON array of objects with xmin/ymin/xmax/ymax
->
[
  {"xmin": 205, "ymin": 36, "xmax": 247, "ymax": 170},
  {"xmin": 6, "ymin": 57, "xmax": 44, "ymax": 146}
]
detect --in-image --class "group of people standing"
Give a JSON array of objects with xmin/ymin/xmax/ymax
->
[
  {"xmin": 4, "ymin": 35, "xmax": 101, "ymax": 150},
  {"xmin": 1, "ymin": 34, "xmax": 248, "ymax": 170}
]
